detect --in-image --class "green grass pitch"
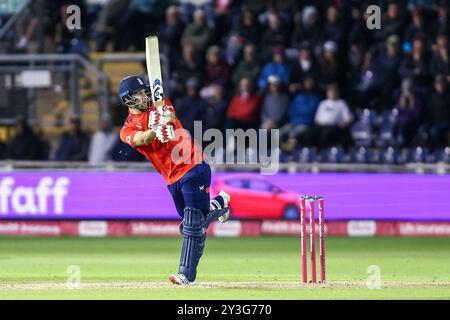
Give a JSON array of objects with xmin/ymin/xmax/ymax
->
[{"xmin": 0, "ymin": 236, "xmax": 449, "ymax": 299}]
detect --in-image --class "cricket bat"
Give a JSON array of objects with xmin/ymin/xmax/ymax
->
[{"xmin": 145, "ymin": 36, "xmax": 164, "ymax": 107}]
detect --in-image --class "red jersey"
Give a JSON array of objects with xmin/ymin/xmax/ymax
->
[
  {"xmin": 120, "ymin": 98, "xmax": 203, "ymax": 185},
  {"xmin": 226, "ymin": 93, "xmax": 261, "ymax": 125}
]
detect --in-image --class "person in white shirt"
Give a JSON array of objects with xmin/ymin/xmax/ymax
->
[
  {"xmin": 305, "ymin": 84, "xmax": 354, "ymax": 149},
  {"xmin": 88, "ymin": 114, "xmax": 117, "ymax": 164}
]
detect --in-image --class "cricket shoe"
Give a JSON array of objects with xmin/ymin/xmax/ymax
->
[
  {"xmin": 169, "ymin": 274, "xmax": 196, "ymax": 286},
  {"xmin": 218, "ymin": 190, "xmax": 231, "ymax": 223}
]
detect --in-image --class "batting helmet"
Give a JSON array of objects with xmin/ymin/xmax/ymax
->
[{"xmin": 118, "ymin": 75, "xmax": 150, "ymax": 110}]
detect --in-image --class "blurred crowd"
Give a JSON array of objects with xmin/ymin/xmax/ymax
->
[{"xmin": 1, "ymin": 0, "xmax": 450, "ymax": 163}]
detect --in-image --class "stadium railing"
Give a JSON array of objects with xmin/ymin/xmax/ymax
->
[
  {"xmin": 0, "ymin": 53, "xmax": 109, "ymax": 126},
  {"xmin": 0, "ymin": 160, "xmax": 449, "ymax": 174}
]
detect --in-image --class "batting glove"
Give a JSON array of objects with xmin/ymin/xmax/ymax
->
[
  {"xmin": 149, "ymin": 106, "xmax": 175, "ymax": 130},
  {"xmin": 156, "ymin": 123, "xmax": 176, "ymax": 143},
  {"xmin": 149, "ymin": 110, "xmax": 164, "ymax": 130}
]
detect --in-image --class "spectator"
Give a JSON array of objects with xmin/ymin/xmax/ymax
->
[
  {"xmin": 115, "ymin": 0, "xmax": 165, "ymax": 51},
  {"xmin": 157, "ymin": 5, "xmax": 186, "ymax": 67},
  {"xmin": 181, "ymin": 9, "xmax": 212, "ymax": 55},
  {"xmin": 95, "ymin": 0, "xmax": 130, "ymax": 51},
  {"xmin": 290, "ymin": 6, "xmax": 322, "ymax": 51},
  {"xmin": 347, "ymin": 4, "xmax": 376, "ymax": 66},
  {"xmin": 203, "ymin": 84, "xmax": 228, "ymax": 133},
  {"xmin": 305, "ymin": 84, "xmax": 353, "ymax": 149},
  {"xmin": 430, "ymin": 36, "xmax": 450, "ymax": 81},
  {"xmin": 261, "ymin": 11, "xmax": 288, "ymax": 51},
  {"xmin": 323, "ymin": 5, "xmax": 345, "ymax": 44},
  {"xmin": 204, "ymin": 45, "xmax": 230, "ymax": 87},
  {"xmin": 425, "ymin": 75, "xmax": 450, "ymax": 149},
  {"xmin": 260, "ymin": 75, "xmax": 289, "ymax": 130},
  {"xmin": 11, "ymin": 1, "xmax": 83, "ymax": 53},
  {"xmin": 236, "ymin": 8, "xmax": 262, "ymax": 45},
  {"xmin": 399, "ymin": 37, "xmax": 431, "ymax": 96},
  {"xmin": 210, "ymin": 0, "xmax": 232, "ymax": 43},
  {"xmin": 54, "ymin": 3, "xmax": 88, "ymax": 55},
  {"xmin": 348, "ymin": 7, "xmax": 371, "ymax": 92},
  {"xmin": 432, "ymin": 33, "xmax": 449, "ymax": 55},
  {"xmin": 54, "ymin": 117, "xmax": 90, "ymax": 161},
  {"xmin": 289, "ymin": 46, "xmax": 318, "ymax": 95},
  {"xmin": 281, "ymin": 77, "xmax": 321, "ymax": 151},
  {"xmin": 174, "ymin": 77, "xmax": 208, "ymax": 137},
  {"xmin": 226, "ymin": 77, "xmax": 261, "ymax": 130},
  {"xmin": 5, "ymin": 117, "xmax": 48, "ymax": 160},
  {"xmin": 14, "ymin": 2, "xmax": 45, "ymax": 52},
  {"xmin": 318, "ymin": 41, "xmax": 342, "ymax": 91},
  {"xmin": 224, "ymin": 32, "xmax": 244, "ymax": 66},
  {"xmin": 375, "ymin": 2, "xmax": 406, "ymax": 43},
  {"xmin": 171, "ymin": 44, "xmax": 204, "ymax": 99},
  {"xmin": 4, "ymin": 1, "xmax": 450, "ymax": 161},
  {"xmin": 258, "ymin": 45, "xmax": 290, "ymax": 92},
  {"xmin": 231, "ymin": 44, "xmax": 261, "ymax": 89},
  {"xmin": 348, "ymin": 4, "xmax": 373, "ymax": 50},
  {"xmin": 355, "ymin": 34, "xmax": 402, "ymax": 110},
  {"xmin": 393, "ymin": 78, "xmax": 424, "ymax": 146},
  {"xmin": 432, "ymin": 3, "xmax": 450, "ymax": 38},
  {"xmin": 403, "ymin": 7, "xmax": 427, "ymax": 43},
  {"xmin": 88, "ymin": 114, "xmax": 117, "ymax": 164}
]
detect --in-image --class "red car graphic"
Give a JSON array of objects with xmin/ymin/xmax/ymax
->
[{"xmin": 211, "ymin": 174, "xmax": 301, "ymax": 220}]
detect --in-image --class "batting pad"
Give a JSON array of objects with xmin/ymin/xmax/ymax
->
[{"xmin": 179, "ymin": 207, "xmax": 205, "ymax": 282}]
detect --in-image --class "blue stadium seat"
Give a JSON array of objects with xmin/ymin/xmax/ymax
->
[
  {"xmin": 379, "ymin": 147, "xmax": 401, "ymax": 164},
  {"xmin": 351, "ymin": 108, "xmax": 374, "ymax": 147},
  {"xmin": 280, "ymin": 150, "xmax": 294, "ymax": 163},
  {"xmin": 350, "ymin": 146, "xmax": 373, "ymax": 163},
  {"xmin": 407, "ymin": 147, "xmax": 429, "ymax": 163},
  {"xmin": 434, "ymin": 147, "xmax": 450, "ymax": 164},
  {"xmin": 294, "ymin": 147, "xmax": 317, "ymax": 163},
  {"xmin": 320, "ymin": 147, "xmax": 345, "ymax": 163},
  {"xmin": 375, "ymin": 109, "xmax": 398, "ymax": 147}
]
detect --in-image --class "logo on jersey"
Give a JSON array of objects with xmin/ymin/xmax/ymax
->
[
  {"xmin": 152, "ymin": 79, "xmax": 163, "ymax": 102},
  {"xmin": 135, "ymin": 124, "xmax": 142, "ymax": 130}
]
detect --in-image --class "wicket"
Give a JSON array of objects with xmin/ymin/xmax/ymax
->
[{"xmin": 300, "ymin": 196, "xmax": 326, "ymax": 284}]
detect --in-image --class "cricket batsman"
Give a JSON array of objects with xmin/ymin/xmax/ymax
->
[{"xmin": 118, "ymin": 75, "xmax": 230, "ymax": 285}]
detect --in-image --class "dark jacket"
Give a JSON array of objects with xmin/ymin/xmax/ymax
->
[
  {"xmin": 232, "ymin": 60, "xmax": 261, "ymax": 88},
  {"xmin": 237, "ymin": 21, "xmax": 262, "ymax": 45},
  {"xmin": 205, "ymin": 58, "xmax": 230, "ymax": 87},
  {"xmin": 427, "ymin": 90, "xmax": 450, "ymax": 125},
  {"xmin": 55, "ymin": 130, "xmax": 90, "ymax": 161},
  {"xmin": 290, "ymin": 23, "xmax": 322, "ymax": 49},
  {"xmin": 157, "ymin": 20, "xmax": 185, "ymax": 65},
  {"xmin": 372, "ymin": 48, "xmax": 401, "ymax": 87},
  {"xmin": 399, "ymin": 54, "xmax": 431, "ymax": 88},
  {"xmin": 6, "ymin": 127, "xmax": 47, "ymax": 160},
  {"xmin": 430, "ymin": 53, "xmax": 450, "ymax": 78},
  {"xmin": 175, "ymin": 95, "xmax": 208, "ymax": 137},
  {"xmin": 203, "ymin": 99, "xmax": 228, "ymax": 132}
]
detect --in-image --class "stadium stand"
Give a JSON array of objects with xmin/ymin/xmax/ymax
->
[{"xmin": 0, "ymin": 0, "xmax": 449, "ymax": 163}]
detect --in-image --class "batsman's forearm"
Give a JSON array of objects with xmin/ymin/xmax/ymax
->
[{"xmin": 134, "ymin": 130, "xmax": 156, "ymax": 146}]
